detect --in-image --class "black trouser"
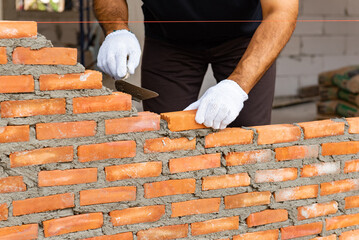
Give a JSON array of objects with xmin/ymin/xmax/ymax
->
[{"xmin": 141, "ymin": 37, "xmax": 276, "ymax": 127}]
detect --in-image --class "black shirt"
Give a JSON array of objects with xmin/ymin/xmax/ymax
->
[{"xmin": 141, "ymin": 0, "xmax": 262, "ymax": 48}]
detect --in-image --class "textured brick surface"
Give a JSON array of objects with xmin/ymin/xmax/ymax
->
[
  {"xmin": 13, "ymin": 47, "xmax": 77, "ymax": 65},
  {"xmin": 0, "ymin": 75, "xmax": 34, "ymax": 93}
]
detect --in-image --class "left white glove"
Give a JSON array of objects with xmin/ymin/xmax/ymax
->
[{"xmin": 184, "ymin": 80, "xmax": 248, "ymax": 130}]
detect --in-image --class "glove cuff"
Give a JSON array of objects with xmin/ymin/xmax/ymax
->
[
  {"xmin": 106, "ymin": 29, "xmax": 136, "ymax": 39},
  {"xmin": 221, "ymin": 79, "xmax": 249, "ymax": 102}
]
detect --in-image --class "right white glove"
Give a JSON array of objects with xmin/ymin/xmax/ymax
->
[{"xmin": 97, "ymin": 29, "xmax": 141, "ymax": 80}]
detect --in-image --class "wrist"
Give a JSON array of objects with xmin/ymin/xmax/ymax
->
[{"xmin": 105, "ymin": 25, "xmax": 130, "ymax": 36}]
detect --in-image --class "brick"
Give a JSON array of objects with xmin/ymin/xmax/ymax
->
[
  {"xmin": 347, "ymin": 117, "xmax": 359, "ymax": 134},
  {"xmin": 10, "ymin": 146, "xmax": 73, "ymax": 168},
  {"xmin": 344, "ymin": 159, "xmax": 359, "ymax": 173},
  {"xmin": 0, "ymin": 204, "xmax": 7, "ymax": 221},
  {"xmin": 301, "ymin": 37, "xmax": 345, "ymax": 55},
  {"xmin": 137, "ymin": 224, "xmax": 188, "ymax": 240},
  {"xmin": 205, "ymin": 128, "xmax": 253, "ymax": 148},
  {"xmin": 161, "ymin": 110, "xmax": 207, "ymax": 131},
  {"xmin": 169, "ymin": 153, "xmax": 221, "ymax": 173},
  {"xmin": 298, "ymin": 120, "xmax": 345, "ymax": 139},
  {"xmin": 0, "ymin": 224, "xmax": 38, "ymax": 240},
  {"xmin": 277, "ymin": 56, "xmax": 322, "ymax": 76},
  {"xmin": 110, "ymin": 205, "xmax": 165, "ymax": 226},
  {"xmin": 39, "ymin": 70, "xmax": 102, "ymax": 91},
  {"xmin": 253, "ymin": 124, "xmax": 301, "ymax": 145},
  {"xmin": 0, "ymin": 125, "xmax": 29, "ymax": 143},
  {"xmin": 77, "ymin": 140, "xmax": 136, "ymax": 162},
  {"xmin": 144, "ymin": 179, "xmax": 195, "ymax": 198},
  {"xmin": 311, "ymin": 235, "xmax": 336, "ymax": 240},
  {"xmin": 345, "ymin": 195, "xmax": 359, "ymax": 209},
  {"xmin": 43, "ymin": 212, "xmax": 103, "ymax": 237},
  {"xmin": 297, "ymin": 201, "xmax": 338, "ymax": 220},
  {"xmin": 225, "ymin": 149, "xmax": 272, "ymax": 166},
  {"xmin": 340, "ymin": 229, "xmax": 359, "ymax": 240},
  {"xmin": 0, "ymin": 47, "xmax": 6, "ymax": 64},
  {"xmin": 81, "ymin": 232, "xmax": 133, "ymax": 240},
  {"xmin": 13, "ymin": 47, "xmax": 77, "ymax": 65},
  {"xmin": 191, "ymin": 216, "xmax": 239, "ymax": 236},
  {"xmin": 105, "ymin": 112, "xmax": 160, "ymax": 134},
  {"xmin": 73, "ymin": 92, "xmax": 131, "ymax": 114},
  {"xmin": 326, "ymin": 212, "xmax": 359, "ymax": 230},
  {"xmin": 202, "ymin": 173, "xmax": 250, "ymax": 190},
  {"xmin": 303, "ymin": 0, "xmax": 345, "ymax": 15},
  {"xmin": 301, "ymin": 162, "xmax": 340, "ymax": 178},
  {"xmin": 144, "ymin": 137, "xmax": 196, "ymax": 153},
  {"xmin": 247, "ymin": 209, "xmax": 288, "ymax": 227},
  {"xmin": 171, "ymin": 198, "xmax": 220, "ymax": 217},
  {"xmin": 36, "ymin": 121, "xmax": 96, "ymax": 140},
  {"xmin": 13, "ymin": 193, "xmax": 74, "ymax": 216},
  {"xmin": 0, "ymin": 21, "xmax": 37, "ymax": 38},
  {"xmin": 275, "ymin": 145, "xmax": 319, "ymax": 161},
  {"xmin": 80, "ymin": 186, "xmax": 136, "ymax": 206},
  {"xmin": 0, "ymin": 176, "xmax": 26, "ymax": 193},
  {"xmin": 275, "ymin": 185, "xmax": 318, "ymax": 202},
  {"xmin": 255, "ymin": 168, "xmax": 297, "ymax": 183},
  {"xmin": 233, "ymin": 229, "xmax": 279, "ymax": 240},
  {"xmin": 106, "ymin": 162, "xmax": 162, "ymax": 181},
  {"xmin": 0, "ymin": 75, "xmax": 34, "ymax": 93},
  {"xmin": 225, "ymin": 191, "xmax": 271, "ymax": 209},
  {"xmin": 38, "ymin": 168, "xmax": 97, "ymax": 187},
  {"xmin": 321, "ymin": 179, "xmax": 359, "ymax": 196},
  {"xmin": 281, "ymin": 222, "xmax": 323, "ymax": 240},
  {"xmin": 322, "ymin": 141, "xmax": 359, "ymax": 156}
]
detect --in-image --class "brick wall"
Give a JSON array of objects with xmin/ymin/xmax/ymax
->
[{"xmin": 1, "ymin": 21, "xmax": 359, "ymax": 240}]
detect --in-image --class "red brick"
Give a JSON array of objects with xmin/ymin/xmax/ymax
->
[
  {"xmin": 321, "ymin": 179, "xmax": 359, "ymax": 196},
  {"xmin": 345, "ymin": 195, "xmax": 359, "ymax": 209},
  {"xmin": 255, "ymin": 168, "xmax": 297, "ymax": 183},
  {"xmin": 225, "ymin": 149, "xmax": 272, "ymax": 166},
  {"xmin": 0, "ymin": 176, "xmax": 26, "ymax": 193},
  {"xmin": 110, "ymin": 205, "xmax": 165, "ymax": 226},
  {"xmin": 253, "ymin": 124, "xmax": 301, "ymax": 145},
  {"xmin": 36, "ymin": 121, "xmax": 96, "ymax": 140},
  {"xmin": 301, "ymin": 162, "xmax": 340, "ymax": 178},
  {"xmin": 81, "ymin": 232, "xmax": 133, "ymax": 240},
  {"xmin": 247, "ymin": 209, "xmax": 288, "ymax": 227},
  {"xmin": 38, "ymin": 168, "xmax": 97, "ymax": 187},
  {"xmin": 233, "ymin": 229, "xmax": 279, "ymax": 240},
  {"xmin": 344, "ymin": 159, "xmax": 359, "ymax": 173},
  {"xmin": 161, "ymin": 110, "xmax": 207, "ymax": 131},
  {"xmin": 77, "ymin": 140, "xmax": 136, "ymax": 162},
  {"xmin": 73, "ymin": 92, "xmax": 131, "ymax": 114},
  {"xmin": 340, "ymin": 229, "xmax": 359, "ymax": 240},
  {"xmin": 0, "ymin": 224, "xmax": 38, "ymax": 240},
  {"xmin": 281, "ymin": 222, "xmax": 323, "ymax": 240},
  {"xmin": 13, "ymin": 47, "xmax": 77, "ymax": 65},
  {"xmin": 311, "ymin": 235, "xmax": 336, "ymax": 240},
  {"xmin": 80, "ymin": 186, "xmax": 136, "ymax": 206},
  {"xmin": 275, "ymin": 145, "xmax": 319, "ymax": 161},
  {"xmin": 144, "ymin": 179, "xmax": 195, "ymax": 198},
  {"xmin": 0, "ymin": 75, "xmax": 34, "ymax": 93},
  {"xmin": 169, "ymin": 153, "xmax": 221, "ymax": 173},
  {"xmin": 298, "ymin": 120, "xmax": 345, "ymax": 139},
  {"xmin": 144, "ymin": 137, "xmax": 196, "ymax": 153},
  {"xmin": 1, "ymin": 98, "xmax": 66, "ymax": 118},
  {"xmin": 105, "ymin": 162, "xmax": 162, "ymax": 181},
  {"xmin": 297, "ymin": 201, "xmax": 338, "ymax": 220},
  {"xmin": 43, "ymin": 213, "xmax": 103, "ymax": 237},
  {"xmin": 0, "ymin": 204, "xmax": 7, "ymax": 221},
  {"xmin": 191, "ymin": 216, "xmax": 239, "ymax": 236},
  {"xmin": 10, "ymin": 146, "xmax": 73, "ymax": 168},
  {"xmin": 225, "ymin": 191, "xmax": 271, "ymax": 209},
  {"xmin": 347, "ymin": 117, "xmax": 359, "ymax": 134},
  {"xmin": 0, "ymin": 47, "xmax": 5, "ymax": 64},
  {"xmin": 275, "ymin": 185, "xmax": 318, "ymax": 202},
  {"xmin": 39, "ymin": 70, "xmax": 102, "ymax": 91},
  {"xmin": 322, "ymin": 141, "xmax": 359, "ymax": 156},
  {"xmin": 137, "ymin": 224, "xmax": 188, "ymax": 240},
  {"xmin": 202, "ymin": 173, "xmax": 250, "ymax": 190},
  {"xmin": 326, "ymin": 212, "xmax": 359, "ymax": 230},
  {"xmin": 171, "ymin": 198, "xmax": 220, "ymax": 217},
  {"xmin": 0, "ymin": 21, "xmax": 37, "ymax": 38},
  {"xmin": 105, "ymin": 112, "xmax": 160, "ymax": 134},
  {"xmin": 205, "ymin": 128, "xmax": 253, "ymax": 148},
  {"xmin": 0, "ymin": 125, "xmax": 29, "ymax": 143},
  {"xmin": 13, "ymin": 193, "xmax": 74, "ymax": 216}
]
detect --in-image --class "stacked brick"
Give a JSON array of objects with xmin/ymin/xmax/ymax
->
[{"xmin": 1, "ymin": 21, "xmax": 359, "ymax": 240}]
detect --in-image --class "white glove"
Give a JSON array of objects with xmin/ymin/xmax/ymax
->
[
  {"xmin": 184, "ymin": 80, "xmax": 248, "ymax": 130},
  {"xmin": 97, "ymin": 29, "xmax": 141, "ymax": 79}
]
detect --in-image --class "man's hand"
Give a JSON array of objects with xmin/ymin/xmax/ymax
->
[{"xmin": 185, "ymin": 80, "xmax": 248, "ymax": 130}]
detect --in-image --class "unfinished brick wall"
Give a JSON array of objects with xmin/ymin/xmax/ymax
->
[{"xmin": 1, "ymin": 21, "xmax": 359, "ymax": 240}]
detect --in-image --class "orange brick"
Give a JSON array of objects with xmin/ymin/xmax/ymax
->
[
  {"xmin": 345, "ymin": 195, "xmax": 359, "ymax": 209},
  {"xmin": 36, "ymin": 121, "xmax": 96, "ymax": 140},
  {"xmin": 340, "ymin": 229, "xmax": 359, "ymax": 240},
  {"xmin": 10, "ymin": 146, "xmax": 73, "ymax": 168},
  {"xmin": 202, "ymin": 173, "xmax": 250, "ymax": 190},
  {"xmin": 301, "ymin": 162, "xmax": 340, "ymax": 178},
  {"xmin": 247, "ymin": 209, "xmax": 288, "ymax": 227},
  {"xmin": 137, "ymin": 224, "xmax": 188, "ymax": 240},
  {"xmin": 275, "ymin": 185, "xmax": 318, "ymax": 202},
  {"xmin": 171, "ymin": 198, "xmax": 220, "ymax": 217},
  {"xmin": 275, "ymin": 145, "xmax": 319, "ymax": 161},
  {"xmin": 225, "ymin": 149, "xmax": 272, "ymax": 166},
  {"xmin": 73, "ymin": 92, "xmax": 131, "ymax": 114},
  {"xmin": 110, "ymin": 205, "xmax": 165, "ymax": 226},
  {"xmin": 77, "ymin": 140, "xmax": 136, "ymax": 162},
  {"xmin": 0, "ymin": 75, "xmax": 34, "ymax": 93},
  {"xmin": 297, "ymin": 201, "xmax": 338, "ymax": 220},
  {"xmin": 144, "ymin": 179, "xmax": 195, "ymax": 198},
  {"xmin": 0, "ymin": 224, "xmax": 38, "ymax": 240},
  {"xmin": 255, "ymin": 168, "xmax": 297, "ymax": 183},
  {"xmin": 0, "ymin": 204, "xmax": 7, "ymax": 221},
  {"xmin": 0, "ymin": 125, "xmax": 29, "ymax": 143},
  {"xmin": 347, "ymin": 117, "xmax": 359, "ymax": 134},
  {"xmin": 144, "ymin": 137, "xmax": 196, "ymax": 153},
  {"xmin": 344, "ymin": 159, "xmax": 359, "ymax": 173},
  {"xmin": 13, "ymin": 47, "xmax": 77, "ymax": 65},
  {"xmin": 0, "ymin": 21, "xmax": 37, "ymax": 38},
  {"xmin": 322, "ymin": 141, "xmax": 359, "ymax": 156},
  {"xmin": 39, "ymin": 70, "xmax": 102, "ymax": 91},
  {"xmin": 13, "ymin": 193, "xmax": 74, "ymax": 216},
  {"xmin": 161, "ymin": 110, "xmax": 207, "ymax": 131},
  {"xmin": 233, "ymin": 229, "xmax": 279, "ymax": 240},
  {"xmin": 326, "ymin": 212, "xmax": 359, "ymax": 230},
  {"xmin": 81, "ymin": 232, "xmax": 133, "ymax": 240},
  {"xmin": 281, "ymin": 222, "xmax": 323, "ymax": 240},
  {"xmin": 253, "ymin": 124, "xmax": 301, "ymax": 145},
  {"xmin": 205, "ymin": 128, "xmax": 253, "ymax": 148},
  {"xmin": 311, "ymin": 235, "xmax": 336, "ymax": 240},
  {"xmin": 105, "ymin": 162, "xmax": 162, "ymax": 181},
  {"xmin": 1, "ymin": 98, "xmax": 66, "ymax": 118},
  {"xmin": 225, "ymin": 191, "xmax": 271, "ymax": 209},
  {"xmin": 0, "ymin": 176, "xmax": 26, "ymax": 193},
  {"xmin": 191, "ymin": 216, "xmax": 239, "ymax": 236},
  {"xmin": 169, "ymin": 153, "xmax": 221, "ymax": 173},
  {"xmin": 0, "ymin": 47, "xmax": 5, "ymax": 64},
  {"xmin": 38, "ymin": 168, "xmax": 97, "ymax": 187},
  {"xmin": 321, "ymin": 179, "xmax": 359, "ymax": 196},
  {"xmin": 80, "ymin": 186, "xmax": 136, "ymax": 206},
  {"xmin": 105, "ymin": 112, "xmax": 160, "ymax": 134},
  {"xmin": 43, "ymin": 213, "xmax": 103, "ymax": 237},
  {"xmin": 298, "ymin": 120, "xmax": 345, "ymax": 139}
]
